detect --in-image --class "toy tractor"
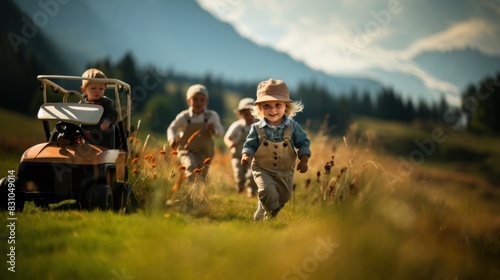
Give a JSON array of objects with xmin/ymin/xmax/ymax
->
[{"xmin": 0, "ymin": 75, "xmax": 138, "ymax": 212}]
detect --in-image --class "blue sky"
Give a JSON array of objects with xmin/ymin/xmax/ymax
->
[{"xmin": 196, "ymin": 0, "xmax": 500, "ymax": 105}]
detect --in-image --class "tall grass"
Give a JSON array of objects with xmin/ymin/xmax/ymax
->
[{"xmin": 1, "ymin": 119, "xmax": 499, "ymax": 279}]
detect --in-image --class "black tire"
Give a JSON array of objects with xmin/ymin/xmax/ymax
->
[
  {"xmin": 85, "ymin": 184, "xmax": 113, "ymax": 211},
  {"xmin": 0, "ymin": 177, "xmax": 8, "ymax": 210},
  {"xmin": 113, "ymin": 183, "xmax": 131, "ymax": 213},
  {"xmin": 82, "ymin": 184, "xmax": 95, "ymax": 211}
]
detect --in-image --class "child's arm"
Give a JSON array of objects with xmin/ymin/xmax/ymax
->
[
  {"xmin": 207, "ymin": 111, "xmax": 225, "ymax": 137},
  {"xmin": 100, "ymin": 98, "xmax": 118, "ymax": 131},
  {"xmin": 224, "ymin": 136, "xmax": 236, "ymax": 149},
  {"xmin": 240, "ymin": 125, "xmax": 259, "ymax": 166},
  {"xmin": 167, "ymin": 111, "xmax": 188, "ymax": 149},
  {"xmin": 292, "ymin": 121, "xmax": 311, "ymax": 173}
]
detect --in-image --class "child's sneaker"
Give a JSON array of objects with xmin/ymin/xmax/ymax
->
[
  {"xmin": 266, "ymin": 206, "xmax": 281, "ymax": 220},
  {"xmin": 253, "ymin": 201, "xmax": 266, "ymax": 221}
]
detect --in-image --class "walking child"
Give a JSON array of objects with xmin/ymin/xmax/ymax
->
[
  {"xmin": 224, "ymin": 98, "xmax": 258, "ymax": 197},
  {"xmin": 241, "ymin": 79, "xmax": 311, "ymax": 220},
  {"xmin": 167, "ymin": 84, "xmax": 224, "ymax": 182}
]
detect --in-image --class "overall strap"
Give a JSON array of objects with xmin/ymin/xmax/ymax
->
[
  {"xmin": 203, "ymin": 110, "xmax": 212, "ymax": 123},
  {"xmin": 183, "ymin": 111, "xmax": 192, "ymax": 124},
  {"xmin": 283, "ymin": 123, "xmax": 293, "ymax": 147},
  {"xmin": 255, "ymin": 121, "xmax": 268, "ymax": 146}
]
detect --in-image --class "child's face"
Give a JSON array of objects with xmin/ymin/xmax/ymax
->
[
  {"xmin": 239, "ymin": 109, "xmax": 255, "ymax": 125},
  {"xmin": 187, "ymin": 92, "xmax": 208, "ymax": 114},
  {"xmin": 261, "ymin": 101, "xmax": 286, "ymax": 124},
  {"xmin": 82, "ymin": 82, "xmax": 106, "ymax": 101}
]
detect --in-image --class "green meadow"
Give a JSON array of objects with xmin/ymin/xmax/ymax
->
[{"xmin": 1, "ymin": 108, "xmax": 499, "ymax": 280}]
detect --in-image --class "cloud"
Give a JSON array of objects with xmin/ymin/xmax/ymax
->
[
  {"xmin": 402, "ymin": 18, "xmax": 500, "ymax": 59},
  {"xmin": 196, "ymin": 0, "xmax": 499, "ymax": 101}
]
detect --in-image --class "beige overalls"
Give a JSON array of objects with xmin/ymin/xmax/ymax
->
[
  {"xmin": 177, "ymin": 112, "xmax": 214, "ymax": 181},
  {"xmin": 252, "ymin": 124, "xmax": 296, "ymax": 212}
]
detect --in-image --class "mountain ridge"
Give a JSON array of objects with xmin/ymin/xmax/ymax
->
[{"xmin": 11, "ymin": 0, "xmax": 383, "ymax": 95}]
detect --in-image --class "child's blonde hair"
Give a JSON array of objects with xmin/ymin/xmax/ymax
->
[
  {"xmin": 252, "ymin": 100, "xmax": 304, "ymax": 120},
  {"xmin": 81, "ymin": 68, "xmax": 107, "ymax": 89}
]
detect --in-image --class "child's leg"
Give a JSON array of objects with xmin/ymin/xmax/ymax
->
[
  {"xmin": 274, "ymin": 171, "xmax": 294, "ymax": 207},
  {"xmin": 178, "ymin": 151, "xmax": 202, "ymax": 181},
  {"xmin": 252, "ymin": 168, "xmax": 280, "ymax": 213},
  {"xmin": 231, "ymin": 158, "xmax": 245, "ymax": 192},
  {"xmin": 245, "ymin": 166, "xmax": 257, "ymax": 197}
]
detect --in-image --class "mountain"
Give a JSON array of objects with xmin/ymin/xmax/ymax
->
[
  {"xmin": 414, "ymin": 48, "xmax": 500, "ymax": 91},
  {"xmin": 1, "ymin": 0, "xmax": 75, "ymax": 115},
  {"xmin": 11, "ymin": 0, "xmax": 383, "ymax": 95}
]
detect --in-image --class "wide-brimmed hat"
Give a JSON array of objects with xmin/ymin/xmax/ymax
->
[
  {"xmin": 255, "ymin": 79, "xmax": 291, "ymax": 104},
  {"xmin": 186, "ymin": 84, "xmax": 208, "ymax": 100},
  {"xmin": 234, "ymin": 97, "xmax": 255, "ymax": 113}
]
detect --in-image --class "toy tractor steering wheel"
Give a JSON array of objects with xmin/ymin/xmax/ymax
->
[
  {"xmin": 55, "ymin": 121, "xmax": 85, "ymax": 138},
  {"xmin": 63, "ymin": 90, "xmax": 85, "ymax": 103}
]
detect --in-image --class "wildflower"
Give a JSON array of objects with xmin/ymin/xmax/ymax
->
[
  {"xmin": 151, "ymin": 173, "xmax": 157, "ymax": 179},
  {"xmin": 305, "ymin": 178, "xmax": 311, "ymax": 189},
  {"xmin": 324, "ymin": 156, "xmax": 335, "ymax": 175},
  {"xmin": 186, "ymin": 129, "xmax": 201, "ymax": 145},
  {"xmin": 151, "ymin": 162, "xmax": 157, "ymax": 168},
  {"xmin": 131, "ymin": 157, "xmax": 139, "ymax": 164},
  {"xmin": 338, "ymin": 167, "xmax": 347, "ymax": 179},
  {"xmin": 203, "ymin": 158, "xmax": 211, "ymax": 165},
  {"xmin": 172, "ymin": 183, "xmax": 180, "ymax": 192},
  {"xmin": 178, "ymin": 165, "xmax": 186, "ymax": 171},
  {"xmin": 171, "ymin": 150, "xmax": 178, "ymax": 155},
  {"xmin": 193, "ymin": 166, "xmax": 205, "ymax": 174},
  {"xmin": 172, "ymin": 168, "xmax": 186, "ymax": 192},
  {"xmin": 132, "ymin": 168, "xmax": 138, "ymax": 174},
  {"xmin": 159, "ymin": 149, "xmax": 167, "ymax": 154},
  {"xmin": 144, "ymin": 153, "xmax": 152, "ymax": 160}
]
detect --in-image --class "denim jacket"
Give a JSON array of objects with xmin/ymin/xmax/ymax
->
[{"xmin": 242, "ymin": 116, "xmax": 311, "ymax": 158}]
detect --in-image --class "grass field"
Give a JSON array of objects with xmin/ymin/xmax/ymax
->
[{"xmin": 1, "ymin": 109, "xmax": 499, "ymax": 279}]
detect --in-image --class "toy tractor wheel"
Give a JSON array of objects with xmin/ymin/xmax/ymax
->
[
  {"xmin": 0, "ymin": 176, "xmax": 25, "ymax": 212},
  {"xmin": 84, "ymin": 184, "xmax": 113, "ymax": 211},
  {"xmin": 113, "ymin": 183, "xmax": 131, "ymax": 213}
]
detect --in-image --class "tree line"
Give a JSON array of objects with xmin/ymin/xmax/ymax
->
[{"xmin": 2, "ymin": 50, "xmax": 499, "ymax": 136}]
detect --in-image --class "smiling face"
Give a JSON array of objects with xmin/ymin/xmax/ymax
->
[
  {"xmin": 187, "ymin": 92, "xmax": 208, "ymax": 114},
  {"xmin": 82, "ymin": 82, "xmax": 106, "ymax": 101},
  {"xmin": 260, "ymin": 101, "xmax": 286, "ymax": 126}
]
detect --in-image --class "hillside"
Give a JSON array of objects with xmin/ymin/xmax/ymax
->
[{"xmin": 351, "ymin": 116, "xmax": 500, "ymax": 187}]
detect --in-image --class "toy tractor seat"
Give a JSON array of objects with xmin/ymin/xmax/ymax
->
[{"xmin": 81, "ymin": 123, "xmax": 116, "ymax": 149}]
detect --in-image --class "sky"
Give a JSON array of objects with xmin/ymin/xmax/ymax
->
[{"xmin": 196, "ymin": 0, "xmax": 500, "ymax": 105}]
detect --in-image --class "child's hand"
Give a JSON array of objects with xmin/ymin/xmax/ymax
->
[
  {"xmin": 100, "ymin": 119, "xmax": 112, "ymax": 131},
  {"xmin": 206, "ymin": 123, "xmax": 215, "ymax": 134},
  {"xmin": 297, "ymin": 160, "xmax": 308, "ymax": 173},
  {"xmin": 297, "ymin": 154, "xmax": 310, "ymax": 173},
  {"xmin": 241, "ymin": 153, "xmax": 252, "ymax": 167}
]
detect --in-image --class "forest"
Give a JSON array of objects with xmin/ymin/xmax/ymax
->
[{"xmin": 2, "ymin": 48, "xmax": 500, "ymax": 137}]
